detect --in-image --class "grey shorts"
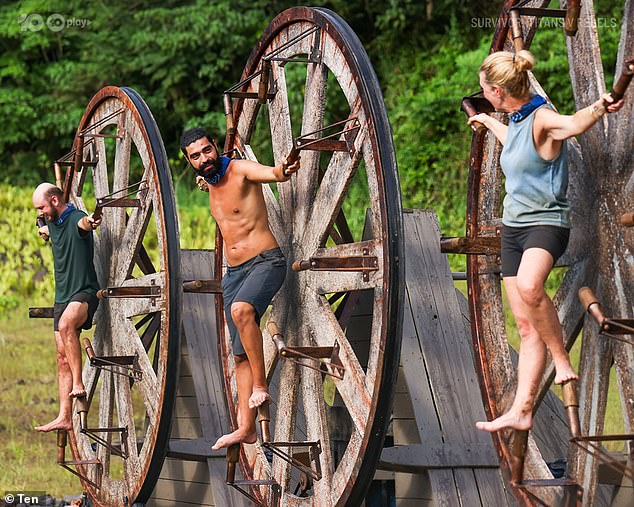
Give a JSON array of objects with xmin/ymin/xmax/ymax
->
[
  {"xmin": 53, "ymin": 292, "xmax": 99, "ymax": 332},
  {"xmin": 222, "ymin": 248, "xmax": 287, "ymax": 356}
]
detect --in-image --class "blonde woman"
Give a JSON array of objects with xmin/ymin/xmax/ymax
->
[{"xmin": 468, "ymin": 50, "xmax": 624, "ymax": 432}]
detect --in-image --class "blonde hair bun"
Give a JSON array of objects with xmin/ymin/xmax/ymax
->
[{"xmin": 515, "ymin": 50, "xmax": 536, "ymax": 72}]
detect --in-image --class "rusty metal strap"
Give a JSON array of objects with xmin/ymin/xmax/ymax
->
[{"xmin": 262, "ymin": 440, "xmax": 322, "ymax": 481}]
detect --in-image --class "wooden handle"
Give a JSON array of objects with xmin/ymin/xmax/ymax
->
[
  {"xmin": 620, "ymin": 212, "xmax": 634, "ymax": 227},
  {"xmin": 509, "ymin": 10, "xmax": 524, "ymax": 52},
  {"xmin": 54, "ymin": 162, "xmax": 64, "ymax": 189},
  {"xmin": 292, "ymin": 260, "xmax": 310, "ymax": 272},
  {"xmin": 258, "ymin": 61, "xmax": 271, "ymax": 104},
  {"xmin": 578, "ymin": 287, "xmax": 599, "ymax": 310},
  {"xmin": 182, "ymin": 280, "xmax": 203, "ymax": 291},
  {"xmin": 92, "ymin": 206, "xmax": 103, "ymax": 223},
  {"xmin": 561, "ymin": 379, "xmax": 579, "ymax": 408},
  {"xmin": 510, "ymin": 430, "xmax": 528, "ymax": 483},
  {"xmin": 223, "ymin": 93, "xmax": 235, "ymax": 148},
  {"xmin": 266, "ymin": 320, "xmax": 281, "ymax": 338},
  {"xmin": 57, "ymin": 429, "xmax": 67, "ymax": 464},
  {"xmin": 578, "ymin": 287, "xmax": 606, "ymax": 325},
  {"xmin": 82, "ymin": 337, "xmax": 95, "ymax": 360},
  {"xmin": 461, "ymin": 99, "xmax": 486, "ymax": 133},
  {"xmin": 283, "ymin": 146, "xmax": 300, "ymax": 176},
  {"xmin": 564, "ymin": 0, "xmax": 581, "ymax": 36},
  {"xmin": 226, "ymin": 443, "xmax": 240, "ymax": 463},
  {"xmin": 610, "ymin": 60, "xmax": 634, "ymax": 102}
]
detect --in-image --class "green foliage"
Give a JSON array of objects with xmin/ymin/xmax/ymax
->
[
  {"xmin": 0, "ymin": 185, "xmax": 55, "ymax": 308},
  {"xmin": 384, "ymin": 35, "xmax": 490, "ymax": 256}
]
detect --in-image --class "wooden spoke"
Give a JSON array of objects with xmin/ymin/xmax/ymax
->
[
  {"xmin": 218, "ymin": 8, "xmax": 403, "ymax": 506},
  {"xmin": 113, "ymin": 190, "xmax": 154, "ymax": 283},
  {"xmin": 301, "ymin": 141, "xmax": 365, "ymax": 253}
]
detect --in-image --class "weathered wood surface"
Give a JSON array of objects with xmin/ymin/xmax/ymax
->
[
  {"xmin": 379, "ymin": 209, "xmax": 515, "ymax": 506},
  {"xmin": 149, "ymin": 249, "xmax": 248, "ymax": 507}
]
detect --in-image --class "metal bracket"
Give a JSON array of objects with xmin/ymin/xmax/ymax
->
[
  {"xmin": 224, "ymin": 64, "xmax": 278, "ymax": 101},
  {"xmin": 81, "ymin": 426, "xmax": 129, "ymax": 460},
  {"xmin": 294, "ymin": 116, "xmax": 361, "ymax": 158},
  {"xmin": 57, "ymin": 429, "xmax": 103, "ymax": 490},
  {"xmin": 266, "ymin": 321, "xmax": 345, "ymax": 380},
  {"xmin": 78, "ymin": 108, "xmax": 125, "ymax": 138},
  {"xmin": 83, "ymin": 338, "xmax": 143, "ymax": 381},
  {"xmin": 225, "ymin": 444, "xmax": 281, "ymax": 507},
  {"xmin": 97, "ymin": 279, "xmax": 161, "ymax": 307},
  {"xmin": 262, "ymin": 440, "xmax": 323, "ymax": 482},
  {"xmin": 262, "ymin": 26, "xmax": 321, "ymax": 65},
  {"xmin": 572, "ymin": 434, "xmax": 634, "ymax": 483},
  {"xmin": 292, "ymin": 247, "xmax": 377, "ymax": 282},
  {"xmin": 514, "ymin": 479, "xmax": 583, "ymax": 507}
]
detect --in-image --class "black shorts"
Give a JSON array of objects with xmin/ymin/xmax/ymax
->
[
  {"xmin": 222, "ymin": 248, "xmax": 287, "ymax": 356},
  {"xmin": 501, "ymin": 224, "xmax": 570, "ymax": 277},
  {"xmin": 53, "ymin": 292, "xmax": 99, "ymax": 332}
]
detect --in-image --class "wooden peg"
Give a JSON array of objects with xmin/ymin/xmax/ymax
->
[
  {"xmin": 562, "ymin": 379, "xmax": 581, "ymax": 437},
  {"xmin": 510, "ymin": 430, "xmax": 528, "ymax": 483}
]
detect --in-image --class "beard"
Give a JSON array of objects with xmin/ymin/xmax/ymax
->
[
  {"xmin": 48, "ymin": 209, "xmax": 59, "ymax": 222},
  {"xmin": 196, "ymin": 157, "xmax": 222, "ymax": 180}
]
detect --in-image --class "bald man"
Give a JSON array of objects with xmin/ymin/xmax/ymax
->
[{"xmin": 32, "ymin": 183, "xmax": 101, "ymax": 432}]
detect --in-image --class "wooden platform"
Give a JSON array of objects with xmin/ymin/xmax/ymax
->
[
  {"xmin": 146, "ymin": 212, "xmax": 597, "ymax": 506},
  {"xmin": 376, "ymin": 209, "xmax": 582, "ymax": 507},
  {"xmin": 147, "ymin": 249, "xmax": 248, "ymax": 507}
]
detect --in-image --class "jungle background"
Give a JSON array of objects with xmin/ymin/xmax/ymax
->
[{"xmin": 0, "ymin": 0, "xmax": 626, "ymax": 497}]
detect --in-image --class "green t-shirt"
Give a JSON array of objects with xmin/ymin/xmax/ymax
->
[{"xmin": 47, "ymin": 209, "xmax": 100, "ymax": 304}]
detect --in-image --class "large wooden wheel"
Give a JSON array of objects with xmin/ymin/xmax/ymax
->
[
  {"xmin": 66, "ymin": 86, "xmax": 181, "ymax": 506},
  {"xmin": 217, "ymin": 7, "xmax": 403, "ymax": 506},
  {"xmin": 467, "ymin": 1, "xmax": 633, "ymax": 505}
]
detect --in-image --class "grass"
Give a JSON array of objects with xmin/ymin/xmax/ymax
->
[{"xmin": 0, "ymin": 309, "xmax": 84, "ymax": 497}]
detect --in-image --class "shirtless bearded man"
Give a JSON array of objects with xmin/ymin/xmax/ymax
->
[{"xmin": 180, "ymin": 128, "xmax": 300, "ymax": 449}]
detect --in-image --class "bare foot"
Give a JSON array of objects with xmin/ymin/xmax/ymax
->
[
  {"xmin": 554, "ymin": 361, "xmax": 578, "ymax": 385},
  {"xmin": 248, "ymin": 388, "xmax": 272, "ymax": 409},
  {"xmin": 69, "ymin": 385, "xmax": 86, "ymax": 398},
  {"xmin": 34, "ymin": 415, "xmax": 72, "ymax": 432},
  {"xmin": 212, "ymin": 428, "xmax": 257, "ymax": 450},
  {"xmin": 476, "ymin": 410, "xmax": 532, "ymax": 433}
]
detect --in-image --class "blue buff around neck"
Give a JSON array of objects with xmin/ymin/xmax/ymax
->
[
  {"xmin": 204, "ymin": 156, "xmax": 231, "ymax": 186},
  {"xmin": 509, "ymin": 95, "xmax": 547, "ymax": 123},
  {"xmin": 55, "ymin": 204, "xmax": 77, "ymax": 225}
]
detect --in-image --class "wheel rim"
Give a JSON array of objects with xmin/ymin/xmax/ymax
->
[
  {"xmin": 67, "ymin": 86, "xmax": 181, "ymax": 506},
  {"xmin": 218, "ymin": 7, "xmax": 404, "ymax": 506},
  {"xmin": 467, "ymin": 2, "xmax": 634, "ymax": 505}
]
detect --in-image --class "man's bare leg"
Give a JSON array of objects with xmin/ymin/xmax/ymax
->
[
  {"xmin": 230, "ymin": 302, "xmax": 271, "ymax": 409},
  {"xmin": 515, "ymin": 248, "xmax": 577, "ymax": 384},
  {"xmin": 35, "ymin": 332, "xmax": 73, "ymax": 432},
  {"xmin": 58, "ymin": 302, "xmax": 89, "ymax": 398},
  {"xmin": 212, "ymin": 355, "xmax": 257, "ymax": 449}
]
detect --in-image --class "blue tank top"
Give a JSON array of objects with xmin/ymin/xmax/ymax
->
[{"xmin": 499, "ymin": 103, "xmax": 570, "ymax": 228}]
